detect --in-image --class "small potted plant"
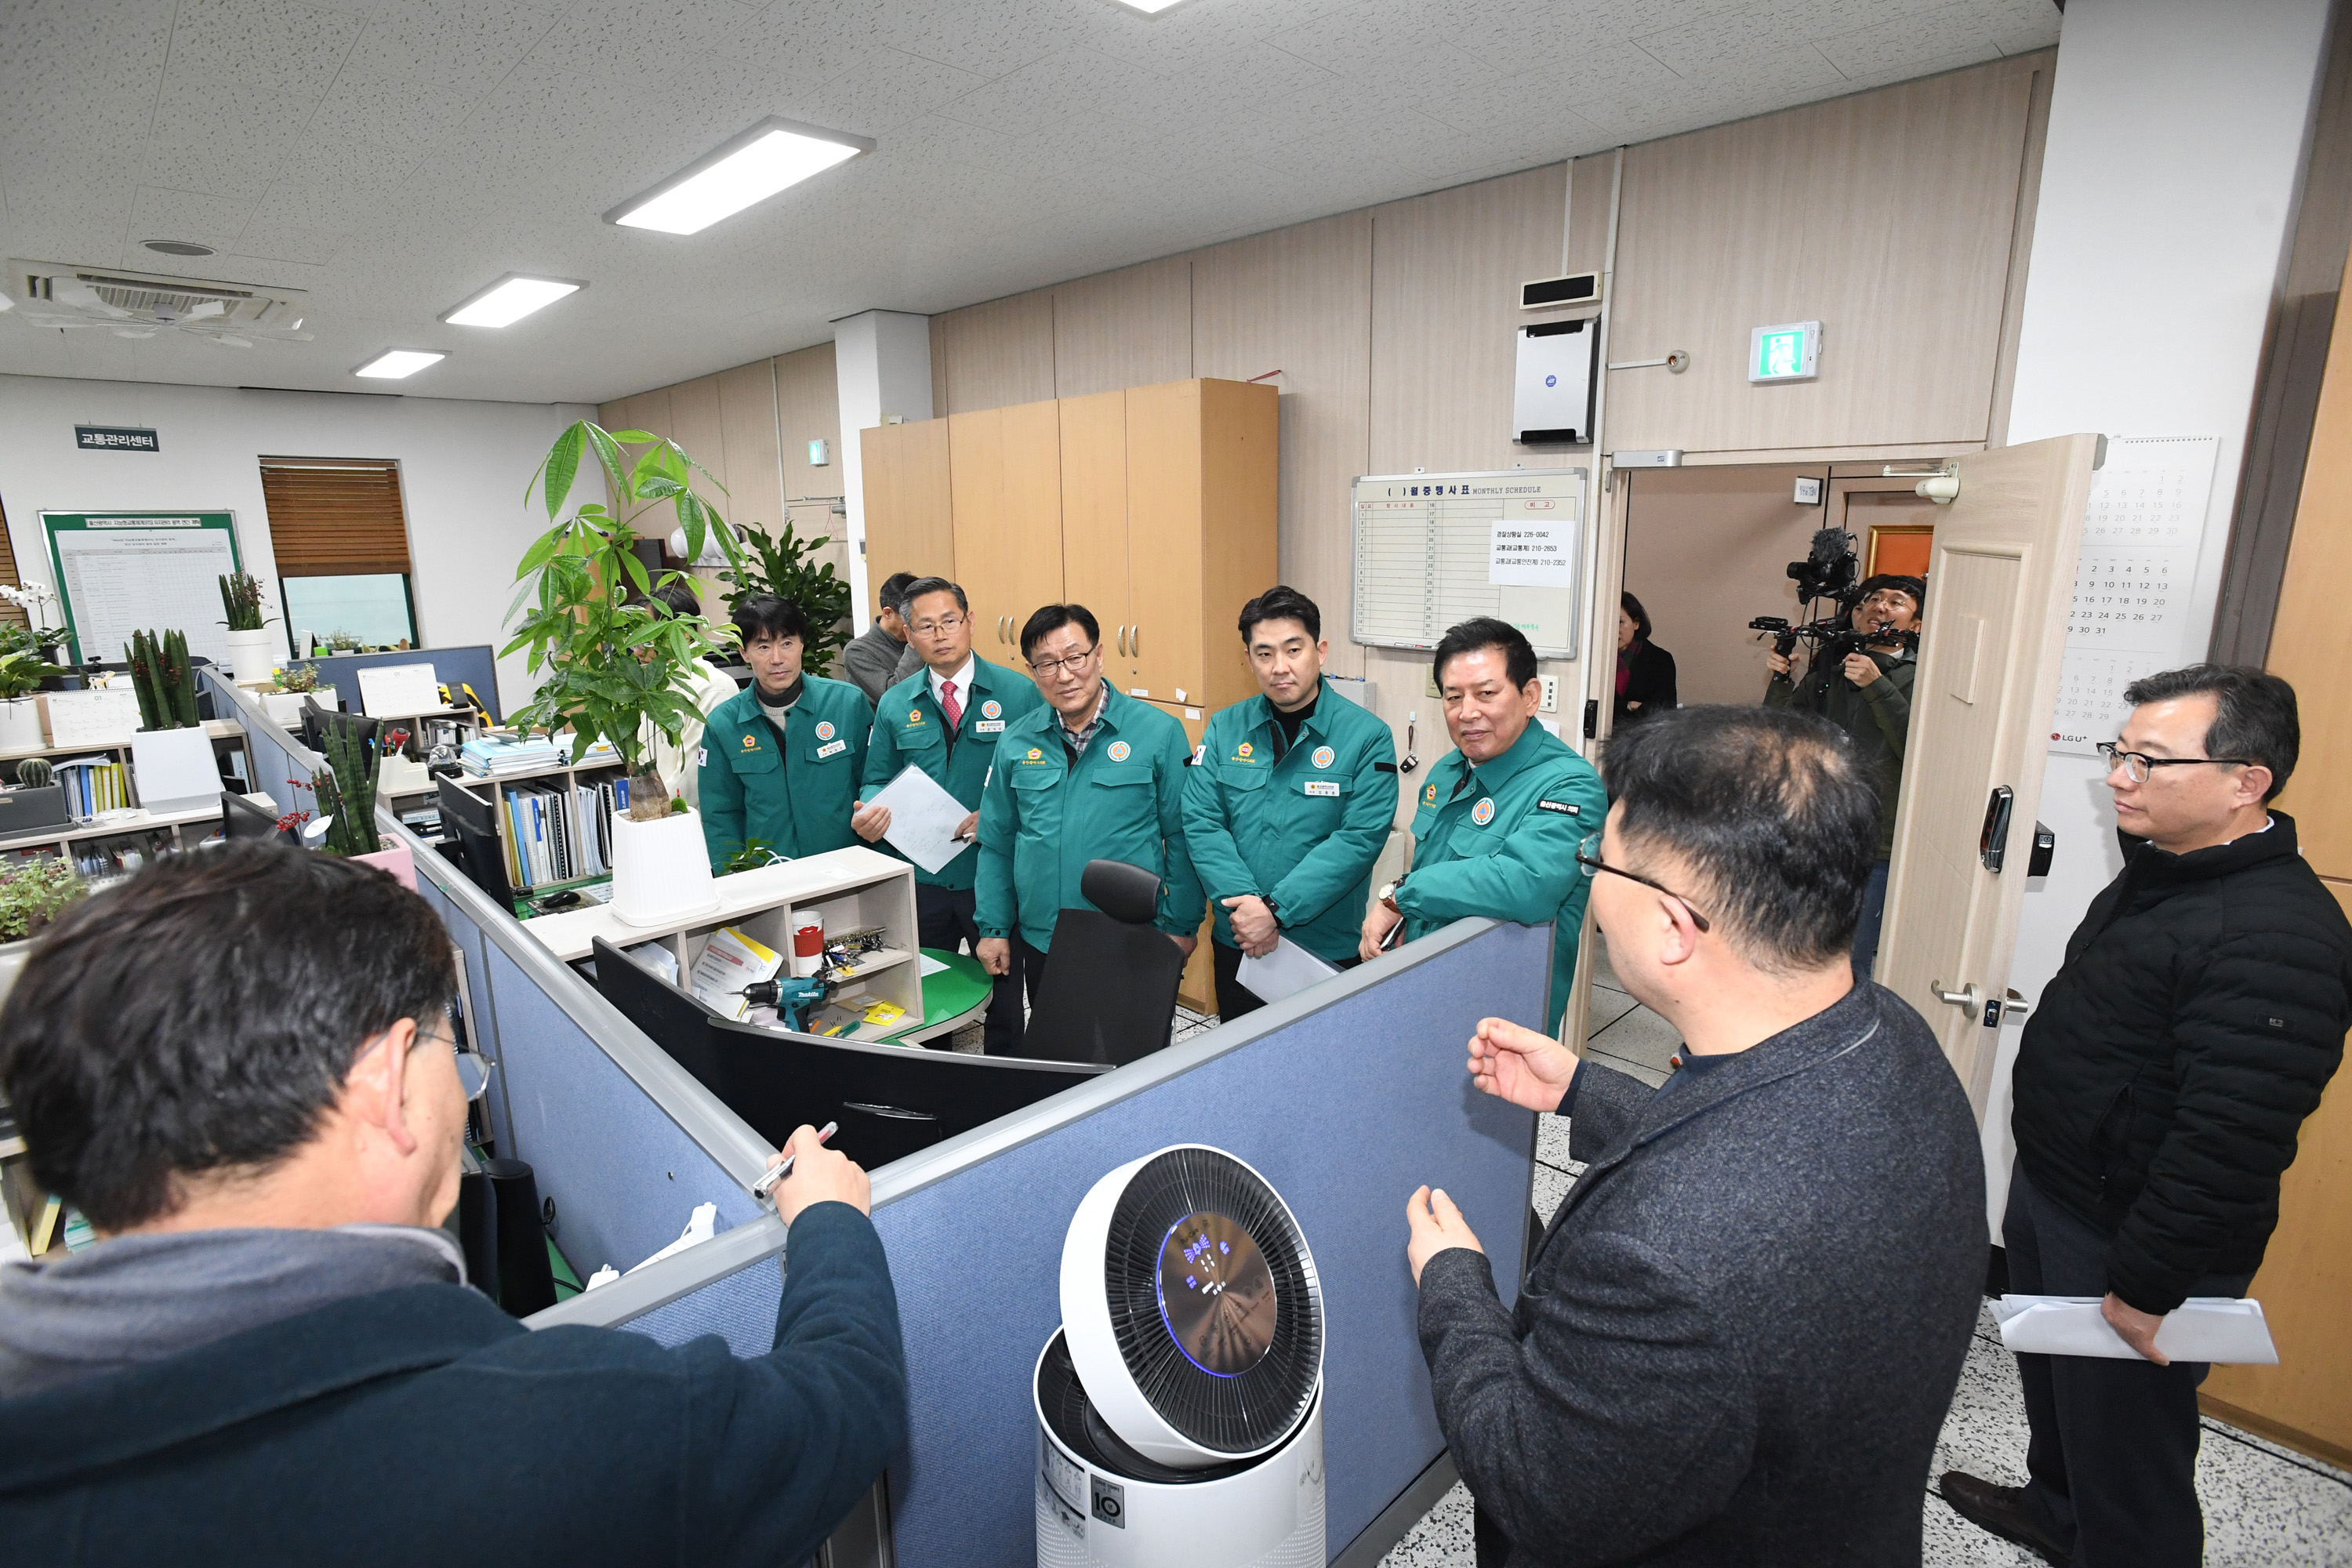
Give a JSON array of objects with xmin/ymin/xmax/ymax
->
[
  {"xmin": 504, "ymin": 420, "xmax": 742, "ymax": 927},
  {"xmin": 217, "ymin": 572, "xmax": 278, "ymax": 683},
  {"xmin": 125, "ymin": 629, "xmax": 217, "ymax": 808},
  {"xmin": 0, "ymin": 635, "xmax": 66, "ymax": 752},
  {"xmin": 263, "ymin": 662, "xmax": 321, "ymax": 728},
  {"xmin": 0, "ymin": 855, "xmax": 84, "ymax": 948}
]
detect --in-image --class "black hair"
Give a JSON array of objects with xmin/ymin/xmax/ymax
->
[
  {"xmin": 1600, "ymin": 705, "xmax": 1878, "ymax": 972},
  {"xmin": 1238, "ymin": 585, "xmax": 1321, "ymax": 644},
  {"xmin": 2121, "ymin": 663, "xmax": 2300, "ymax": 800},
  {"xmin": 646, "ymin": 579, "xmax": 700, "ymax": 619},
  {"xmin": 0, "ymin": 843, "xmax": 457, "ymax": 1232},
  {"xmin": 1020, "ymin": 604, "xmax": 1101, "ymax": 662},
  {"xmin": 1620, "ymin": 590, "xmax": 1653, "ymax": 642},
  {"xmin": 899, "ymin": 576, "xmax": 969, "ymax": 615},
  {"xmin": 877, "ymin": 572, "xmax": 918, "ymax": 613},
  {"xmin": 731, "ymin": 593, "xmax": 810, "ymax": 645},
  {"xmin": 1433, "ymin": 616, "xmax": 1537, "ymax": 692},
  {"xmin": 1855, "ymin": 575, "xmax": 1926, "ymax": 615}
]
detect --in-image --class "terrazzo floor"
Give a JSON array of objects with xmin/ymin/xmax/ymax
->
[{"xmin": 1377, "ymin": 961, "xmax": 2352, "ymax": 1567}]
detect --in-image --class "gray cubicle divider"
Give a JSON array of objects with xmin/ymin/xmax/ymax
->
[
  {"xmin": 200, "ymin": 668, "xmax": 313, "ymax": 819},
  {"xmin": 306, "ymin": 644, "xmax": 503, "ymax": 722}
]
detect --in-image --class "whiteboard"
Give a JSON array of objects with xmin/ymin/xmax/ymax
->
[
  {"xmin": 1351, "ymin": 468, "xmax": 1587, "ymax": 657},
  {"xmin": 2047, "ymin": 436, "xmax": 2218, "ymax": 757},
  {"xmin": 42, "ymin": 512, "xmax": 244, "ymax": 669}
]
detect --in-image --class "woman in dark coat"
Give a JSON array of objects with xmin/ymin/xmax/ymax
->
[{"xmin": 1614, "ymin": 591, "xmax": 1677, "ymax": 728}]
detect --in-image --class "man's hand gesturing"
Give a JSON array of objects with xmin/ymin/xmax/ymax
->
[{"xmin": 1467, "ymin": 1015, "xmax": 1579, "ymax": 1112}]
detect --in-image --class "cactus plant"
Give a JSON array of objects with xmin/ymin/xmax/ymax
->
[
  {"xmin": 124, "ymin": 629, "xmax": 201, "ymax": 731},
  {"xmin": 218, "ymin": 572, "xmax": 267, "ymax": 631},
  {"xmin": 314, "ymin": 710, "xmax": 382, "ymax": 856},
  {"xmin": 15, "ymin": 757, "xmax": 51, "ymax": 789}
]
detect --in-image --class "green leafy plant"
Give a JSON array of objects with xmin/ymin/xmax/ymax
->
[
  {"xmin": 717, "ymin": 519, "xmax": 852, "ymax": 677},
  {"xmin": 272, "ymin": 662, "xmax": 322, "ymax": 694},
  {"xmin": 503, "ymin": 421, "xmax": 744, "ymax": 822},
  {"xmin": 125, "ymin": 630, "xmax": 201, "ymax": 731},
  {"xmin": 218, "ymin": 572, "xmax": 270, "ymax": 631},
  {"xmin": 0, "ymin": 855, "xmax": 84, "ymax": 942},
  {"xmin": 307, "ymin": 712, "xmax": 381, "ymax": 856},
  {"xmin": 325, "ymin": 630, "xmax": 359, "ymax": 652},
  {"xmin": 0, "ymin": 648, "xmax": 65, "ymax": 702}
]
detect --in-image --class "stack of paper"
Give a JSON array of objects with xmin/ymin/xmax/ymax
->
[
  {"xmin": 1992, "ymin": 1296, "xmax": 2278, "ymax": 1363},
  {"xmin": 459, "ymin": 734, "xmax": 562, "ymax": 775},
  {"xmin": 1236, "ymin": 938, "xmax": 1340, "ymax": 1004},
  {"xmin": 689, "ymin": 927, "xmax": 783, "ymax": 1020}
]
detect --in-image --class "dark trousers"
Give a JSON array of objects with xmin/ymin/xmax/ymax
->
[
  {"xmin": 1851, "ymin": 858, "xmax": 1890, "ymax": 982},
  {"xmin": 915, "ymin": 884, "xmax": 1024, "ymax": 1056},
  {"xmin": 1000, "ymin": 935, "xmax": 1053, "ymax": 1053},
  {"xmin": 1210, "ymin": 938, "xmax": 1359, "ymax": 1022},
  {"xmin": 2004, "ymin": 1159, "xmax": 2252, "ymax": 1568}
]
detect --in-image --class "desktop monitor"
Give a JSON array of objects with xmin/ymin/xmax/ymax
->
[{"xmin": 220, "ymin": 790, "xmax": 295, "ymax": 846}]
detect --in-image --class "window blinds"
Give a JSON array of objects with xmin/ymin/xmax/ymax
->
[{"xmin": 260, "ymin": 459, "xmax": 413, "ymax": 578}]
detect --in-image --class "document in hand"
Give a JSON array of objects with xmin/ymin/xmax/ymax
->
[
  {"xmin": 1992, "ymin": 1295, "xmax": 2278, "ymax": 1363},
  {"xmin": 869, "ymin": 764, "xmax": 975, "ymax": 876},
  {"xmin": 1234, "ymin": 937, "xmax": 1340, "ymax": 1005}
]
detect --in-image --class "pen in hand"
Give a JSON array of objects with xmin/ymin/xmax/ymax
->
[{"xmin": 753, "ymin": 1120, "xmax": 837, "ymax": 1200}]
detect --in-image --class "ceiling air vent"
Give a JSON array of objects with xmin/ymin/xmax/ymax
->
[{"xmin": 5, "ymin": 260, "xmax": 310, "ymax": 347}]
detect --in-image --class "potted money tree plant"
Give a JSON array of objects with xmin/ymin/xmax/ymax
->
[{"xmin": 503, "ymin": 420, "xmax": 742, "ymax": 927}]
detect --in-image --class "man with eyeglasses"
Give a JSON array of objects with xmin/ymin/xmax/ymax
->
[
  {"xmin": 0, "ymin": 844, "xmax": 906, "ymax": 1565},
  {"xmin": 1406, "ymin": 703, "xmax": 1983, "ymax": 1567},
  {"xmin": 975, "ymin": 604, "xmax": 1204, "ymax": 1048},
  {"xmin": 854, "ymin": 577, "xmax": 1042, "ymax": 1054},
  {"xmin": 1940, "ymin": 665, "xmax": 2350, "ymax": 1568}
]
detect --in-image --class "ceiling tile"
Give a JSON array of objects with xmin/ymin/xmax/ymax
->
[
  {"xmin": 126, "ymin": 184, "xmax": 257, "ymax": 251},
  {"xmin": 144, "ymin": 78, "xmax": 323, "ymax": 198},
  {"xmin": 158, "ymin": 0, "xmax": 366, "ymax": 99}
]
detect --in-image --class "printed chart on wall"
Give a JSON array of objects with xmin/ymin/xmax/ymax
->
[
  {"xmin": 2047, "ymin": 436, "xmax": 2219, "ymax": 756},
  {"xmin": 41, "ymin": 512, "xmax": 244, "ymax": 669},
  {"xmin": 1351, "ymin": 467, "xmax": 1586, "ymax": 656}
]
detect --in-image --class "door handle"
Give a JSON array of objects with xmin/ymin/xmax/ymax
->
[
  {"xmin": 1930, "ymin": 978, "xmax": 1979, "ymax": 1009},
  {"xmin": 843, "ymin": 1102, "xmax": 938, "ymax": 1121},
  {"xmin": 2002, "ymin": 987, "xmax": 2031, "ymax": 1018}
]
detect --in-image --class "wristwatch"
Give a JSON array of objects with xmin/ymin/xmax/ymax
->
[
  {"xmin": 1260, "ymin": 893, "xmax": 1283, "ymax": 926},
  {"xmin": 1377, "ymin": 880, "xmax": 1403, "ymax": 915}
]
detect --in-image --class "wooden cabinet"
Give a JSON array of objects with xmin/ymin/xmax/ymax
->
[
  {"xmin": 1058, "ymin": 390, "xmax": 1131, "ymax": 676},
  {"xmin": 859, "ymin": 418, "xmax": 952, "ymax": 612},
  {"xmin": 951, "ymin": 400, "xmax": 1065, "ymax": 659}
]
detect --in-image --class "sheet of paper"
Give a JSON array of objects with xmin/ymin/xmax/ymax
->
[
  {"xmin": 688, "ymin": 926, "xmax": 782, "ymax": 1020},
  {"xmin": 1992, "ymin": 1295, "xmax": 2278, "ymax": 1364},
  {"xmin": 919, "ymin": 953, "xmax": 950, "ymax": 977},
  {"xmin": 870, "ymin": 764, "xmax": 975, "ymax": 876},
  {"xmin": 356, "ymin": 662, "xmax": 443, "ymax": 717},
  {"xmin": 1235, "ymin": 936, "xmax": 1340, "ymax": 1005}
]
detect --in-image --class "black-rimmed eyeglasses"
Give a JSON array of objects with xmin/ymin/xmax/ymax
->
[
  {"xmin": 2095, "ymin": 742, "xmax": 2253, "ymax": 785},
  {"xmin": 1028, "ymin": 646, "xmax": 1098, "ymax": 678},
  {"xmin": 1574, "ymin": 833, "xmax": 1712, "ymax": 933}
]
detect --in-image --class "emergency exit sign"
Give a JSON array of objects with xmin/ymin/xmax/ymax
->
[{"xmin": 1748, "ymin": 321, "xmax": 1821, "ymax": 383}]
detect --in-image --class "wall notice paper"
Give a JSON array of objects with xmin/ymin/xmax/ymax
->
[
  {"xmin": 355, "ymin": 662, "xmax": 444, "ymax": 717},
  {"xmin": 43, "ymin": 688, "xmax": 143, "ymax": 747},
  {"xmin": 869, "ymin": 764, "xmax": 975, "ymax": 876},
  {"xmin": 689, "ymin": 926, "xmax": 783, "ymax": 1021},
  {"xmin": 42, "ymin": 512, "xmax": 242, "ymax": 670},
  {"xmin": 1235, "ymin": 937, "xmax": 1340, "ymax": 1005},
  {"xmin": 1352, "ymin": 468, "xmax": 1586, "ymax": 656},
  {"xmin": 2048, "ymin": 436, "xmax": 2219, "ymax": 757},
  {"xmin": 1992, "ymin": 1295, "xmax": 2277, "ymax": 1363},
  {"xmin": 1488, "ymin": 508, "xmax": 1577, "ymax": 586}
]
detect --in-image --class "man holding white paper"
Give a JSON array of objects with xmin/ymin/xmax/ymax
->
[
  {"xmin": 854, "ymin": 579, "xmax": 1040, "ymax": 1054},
  {"xmin": 1941, "ymin": 666, "xmax": 2351, "ymax": 1568}
]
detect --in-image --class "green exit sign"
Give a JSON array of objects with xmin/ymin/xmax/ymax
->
[{"xmin": 1748, "ymin": 320, "xmax": 1821, "ymax": 383}]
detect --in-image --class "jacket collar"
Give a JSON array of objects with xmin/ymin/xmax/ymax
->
[
  {"xmin": 2122, "ymin": 810, "xmax": 2299, "ymax": 888},
  {"xmin": 1238, "ymin": 679, "xmax": 1333, "ymax": 742},
  {"xmin": 1446, "ymin": 719, "xmax": 1555, "ymax": 796},
  {"xmin": 0, "ymin": 1283, "xmax": 517, "ymax": 1492}
]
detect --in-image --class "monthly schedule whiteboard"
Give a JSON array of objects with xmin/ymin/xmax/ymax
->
[
  {"xmin": 42, "ymin": 511, "xmax": 244, "ymax": 668},
  {"xmin": 1351, "ymin": 467, "xmax": 1587, "ymax": 657}
]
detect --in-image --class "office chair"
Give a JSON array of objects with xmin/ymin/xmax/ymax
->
[{"xmin": 1018, "ymin": 858, "xmax": 1189, "ymax": 1068}]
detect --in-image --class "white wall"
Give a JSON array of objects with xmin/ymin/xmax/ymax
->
[
  {"xmin": 0, "ymin": 376, "xmax": 593, "ymax": 715},
  {"xmin": 1984, "ymin": 0, "xmax": 2333, "ymax": 1229},
  {"xmin": 830, "ymin": 310, "xmax": 934, "ymax": 634}
]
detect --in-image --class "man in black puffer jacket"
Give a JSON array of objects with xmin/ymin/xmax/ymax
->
[{"xmin": 1942, "ymin": 665, "xmax": 2351, "ymax": 1568}]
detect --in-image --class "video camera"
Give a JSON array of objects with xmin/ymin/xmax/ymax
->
[{"xmin": 1748, "ymin": 526, "xmax": 1919, "ymax": 668}]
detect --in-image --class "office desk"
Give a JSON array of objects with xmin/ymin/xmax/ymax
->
[{"xmin": 886, "ymin": 949, "xmax": 993, "ymax": 1045}]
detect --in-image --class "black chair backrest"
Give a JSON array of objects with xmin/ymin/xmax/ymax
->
[
  {"xmin": 589, "ymin": 937, "xmax": 1107, "ymax": 1167},
  {"xmin": 1022, "ymin": 861, "xmax": 1187, "ymax": 1067}
]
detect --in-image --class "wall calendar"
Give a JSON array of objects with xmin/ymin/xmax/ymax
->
[{"xmin": 2047, "ymin": 435, "xmax": 2218, "ymax": 757}]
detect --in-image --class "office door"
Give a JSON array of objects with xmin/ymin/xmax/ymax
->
[{"xmin": 1877, "ymin": 434, "xmax": 2100, "ymax": 1116}]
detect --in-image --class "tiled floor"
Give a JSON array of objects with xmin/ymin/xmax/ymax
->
[{"xmin": 1379, "ymin": 951, "xmax": 2352, "ymax": 1566}]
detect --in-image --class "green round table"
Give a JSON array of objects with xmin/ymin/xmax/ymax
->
[{"xmin": 883, "ymin": 947, "xmax": 994, "ymax": 1046}]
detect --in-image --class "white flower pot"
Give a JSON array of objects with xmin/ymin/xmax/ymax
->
[
  {"xmin": 610, "ymin": 808, "xmax": 719, "ymax": 928},
  {"xmin": 223, "ymin": 627, "xmax": 278, "ymax": 683},
  {"xmin": 130, "ymin": 727, "xmax": 220, "ymax": 809},
  {"xmin": 262, "ymin": 692, "xmax": 307, "ymax": 728},
  {"xmin": 0, "ymin": 698, "xmax": 44, "ymax": 752}
]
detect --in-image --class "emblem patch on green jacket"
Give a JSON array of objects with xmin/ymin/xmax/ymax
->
[
  {"xmin": 1105, "ymin": 739, "xmax": 1131, "ymax": 763},
  {"xmin": 1470, "ymin": 797, "xmax": 1496, "ymax": 826},
  {"xmin": 1312, "ymin": 745, "xmax": 1335, "ymax": 768}
]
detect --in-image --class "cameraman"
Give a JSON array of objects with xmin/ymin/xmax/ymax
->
[{"xmin": 1764, "ymin": 573, "xmax": 1922, "ymax": 979}]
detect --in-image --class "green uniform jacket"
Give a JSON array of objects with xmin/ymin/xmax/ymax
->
[
  {"xmin": 1181, "ymin": 681, "xmax": 1399, "ymax": 964},
  {"xmin": 975, "ymin": 684, "xmax": 1206, "ymax": 953},
  {"xmin": 857, "ymin": 656, "xmax": 1044, "ymax": 892},
  {"xmin": 698, "ymin": 677, "xmax": 874, "ymax": 872},
  {"xmin": 1399, "ymin": 722, "xmax": 1607, "ymax": 1034},
  {"xmin": 1764, "ymin": 647, "xmax": 1914, "ymax": 859}
]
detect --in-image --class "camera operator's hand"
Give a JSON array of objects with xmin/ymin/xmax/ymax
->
[
  {"xmin": 1766, "ymin": 650, "xmax": 1793, "ymax": 677},
  {"xmin": 1841, "ymin": 652, "xmax": 1882, "ymax": 688}
]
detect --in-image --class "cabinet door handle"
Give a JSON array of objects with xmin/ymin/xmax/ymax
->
[{"xmin": 1131, "ymin": 623, "xmax": 1141, "ymax": 655}]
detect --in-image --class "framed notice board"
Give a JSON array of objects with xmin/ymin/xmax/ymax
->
[
  {"xmin": 42, "ymin": 511, "xmax": 245, "ymax": 667},
  {"xmin": 1351, "ymin": 467, "xmax": 1587, "ymax": 656}
]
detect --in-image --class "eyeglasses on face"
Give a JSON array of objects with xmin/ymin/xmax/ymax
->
[
  {"xmin": 908, "ymin": 614, "xmax": 965, "ymax": 636},
  {"xmin": 1573, "ymin": 833, "xmax": 1713, "ymax": 933},
  {"xmin": 1028, "ymin": 645, "xmax": 1098, "ymax": 678},
  {"xmin": 409, "ymin": 1028, "xmax": 495, "ymax": 1102},
  {"xmin": 2095, "ymin": 742, "xmax": 2253, "ymax": 785}
]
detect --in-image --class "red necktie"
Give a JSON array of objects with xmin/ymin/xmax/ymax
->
[{"xmin": 939, "ymin": 678, "xmax": 962, "ymax": 728}]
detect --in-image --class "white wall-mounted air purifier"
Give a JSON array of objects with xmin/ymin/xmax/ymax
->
[{"xmin": 1513, "ymin": 319, "xmax": 1598, "ymax": 445}]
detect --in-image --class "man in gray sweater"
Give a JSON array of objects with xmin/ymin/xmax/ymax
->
[{"xmin": 1409, "ymin": 704, "xmax": 1983, "ymax": 1566}]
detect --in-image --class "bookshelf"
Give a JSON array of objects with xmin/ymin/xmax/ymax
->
[
  {"xmin": 0, "ymin": 721, "xmax": 252, "ymax": 877},
  {"xmin": 441, "ymin": 750, "xmax": 630, "ymax": 900}
]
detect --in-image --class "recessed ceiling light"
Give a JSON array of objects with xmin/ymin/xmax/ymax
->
[
  {"xmin": 441, "ymin": 274, "xmax": 585, "ymax": 328},
  {"xmin": 354, "ymin": 349, "xmax": 445, "ymax": 379},
  {"xmin": 143, "ymin": 240, "xmax": 216, "ymax": 256},
  {"xmin": 1107, "ymin": 0, "xmax": 1190, "ymax": 13},
  {"xmin": 604, "ymin": 117, "xmax": 873, "ymax": 236}
]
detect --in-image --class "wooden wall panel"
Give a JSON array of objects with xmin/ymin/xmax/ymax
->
[
  {"xmin": 942, "ymin": 292, "xmax": 1057, "ymax": 415},
  {"xmin": 775, "ymin": 342, "xmax": 843, "ymax": 505},
  {"xmin": 665, "ymin": 375, "xmax": 728, "ymax": 506},
  {"xmin": 717, "ymin": 360, "xmax": 784, "ymax": 536},
  {"xmin": 861, "ymin": 419, "xmax": 954, "ymax": 612},
  {"xmin": 1053, "ymin": 257, "xmax": 1192, "ymax": 400},
  {"xmin": 1606, "ymin": 55, "xmax": 2038, "ymax": 456}
]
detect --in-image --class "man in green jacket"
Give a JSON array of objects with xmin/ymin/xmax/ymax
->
[
  {"xmin": 1183, "ymin": 586, "xmax": 1398, "ymax": 1020},
  {"xmin": 975, "ymin": 604, "xmax": 1203, "ymax": 1051},
  {"xmin": 1360, "ymin": 617, "xmax": 1606, "ymax": 1036},
  {"xmin": 699, "ymin": 594, "xmax": 874, "ymax": 873},
  {"xmin": 853, "ymin": 576, "xmax": 1042, "ymax": 1054},
  {"xmin": 1762, "ymin": 573, "xmax": 1922, "ymax": 979}
]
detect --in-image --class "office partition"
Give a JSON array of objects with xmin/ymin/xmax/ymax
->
[{"xmin": 303, "ymin": 644, "xmax": 504, "ymax": 721}]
